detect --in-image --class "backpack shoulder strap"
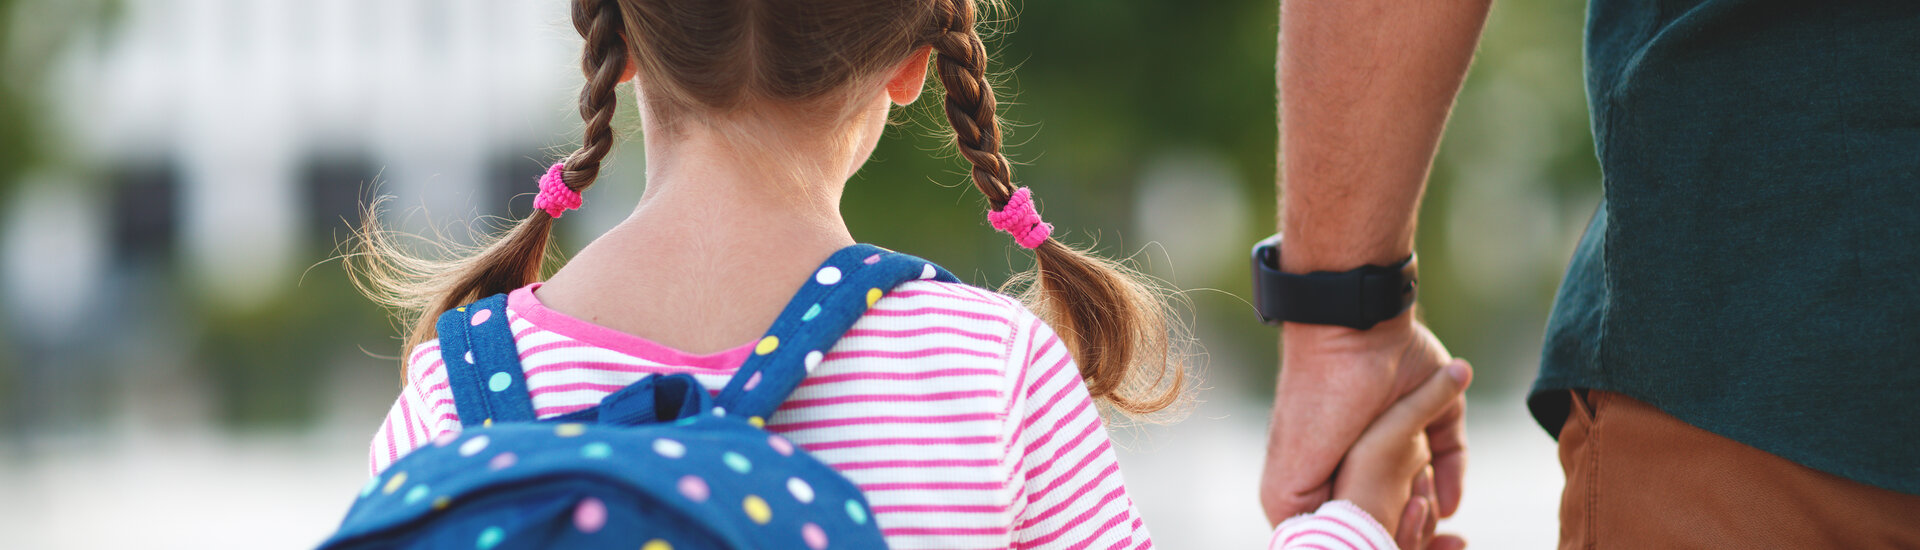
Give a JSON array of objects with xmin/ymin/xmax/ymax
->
[
  {"xmin": 714, "ymin": 244, "xmax": 960, "ymax": 420},
  {"xmin": 436, "ymin": 293, "xmax": 537, "ymax": 427}
]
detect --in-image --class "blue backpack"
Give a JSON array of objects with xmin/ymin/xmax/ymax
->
[{"xmin": 321, "ymin": 245, "xmax": 959, "ymax": 549}]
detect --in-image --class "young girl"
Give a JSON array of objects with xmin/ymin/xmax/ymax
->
[{"xmin": 351, "ymin": 0, "xmax": 1464, "ymax": 547}]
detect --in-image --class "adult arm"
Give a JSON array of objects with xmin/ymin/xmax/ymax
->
[{"xmin": 1261, "ymin": 0, "xmax": 1491, "ymax": 539}]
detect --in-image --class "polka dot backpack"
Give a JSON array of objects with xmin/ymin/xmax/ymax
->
[{"xmin": 321, "ymin": 245, "xmax": 959, "ymax": 549}]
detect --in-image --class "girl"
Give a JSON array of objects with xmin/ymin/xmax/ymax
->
[{"xmin": 350, "ymin": 0, "xmax": 1463, "ymax": 547}]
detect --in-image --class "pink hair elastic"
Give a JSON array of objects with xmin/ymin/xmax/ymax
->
[
  {"xmin": 988, "ymin": 187, "xmax": 1053, "ymax": 249},
  {"xmin": 533, "ymin": 163, "xmax": 583, "ymax": 218}
]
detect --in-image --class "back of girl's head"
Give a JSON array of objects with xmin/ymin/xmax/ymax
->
[{"xmin": 351, "ymin": 0, "xmax": 1188, "ymax": 416}]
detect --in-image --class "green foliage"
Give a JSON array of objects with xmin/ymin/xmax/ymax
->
[
  {"xmin": 0, "ymin": 0, "xmax": 42, "ymax": 208},
  {"xmin": 195, "ymin": 260, "xmax": 391, "ymax": 429}
]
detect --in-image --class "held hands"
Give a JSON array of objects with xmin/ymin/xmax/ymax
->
[
  {"xmin": 1335, "ymin": 358, "xmax": 1472, "ymax": 549},
  {"xmin": 1261, "ymin": 314, "xmax": 1470, "ymax": 549}
]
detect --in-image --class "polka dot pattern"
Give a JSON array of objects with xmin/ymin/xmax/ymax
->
[
  {"xmin": 845, "ymin": 500, "xmax": 868, "ymax": 525},
  {"xmin": 405, "ymin": 485, "xmax": 431, "ymax": 505},
  {"xmin": 580, "ymin": 442, "xmax": 612, "ymax": 459},
  {"xmin": 802, "ymin": 523, "xmax": 829, "ymax": 550},
  {"xmin": 573, "ymin": 497, "xmax": 607, "ymax": 533},
  {"xmin": 722, "ymin": 451, "xmax": 752, "ymax": 474},
  {"xmin": 787, "ymin": 477, "xmax": 815, "ymax": 504},
  {"xmin": 677, "ymin": 475, "xmax": 710, "ymax": 502},
  {"xmin": 336, "ymin": 248, "xmax": 925, "ymax": 549},
  {"xmin": 743, "ymin": 495, "xmax": 772, "ymax": 525},
  {"xmin": 815, "ymin": 266, "xmax": 842, "ymax": 285},
  {"xmin": 475, "ymin": 526, "xmax": 504, "ymax": 549},
  {"xmin": 653, "ymin": 438, "xmax": 686, "ymax": 459},
  {"xmin": 488, "ymin": 452, "xmax": 517, "ymax": 471},
  {"xmin": 459, "ymin": 436, "xmax": 490, "ymax": 457}
]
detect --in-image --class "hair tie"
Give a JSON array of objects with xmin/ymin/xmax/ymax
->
[
  {"xmin": 533, "ymin": 163, "xmax": 583, "ymax": 218},
  {"xmin": 988, "ymin": 187, "xmax": 1052, "ymax": 249}
]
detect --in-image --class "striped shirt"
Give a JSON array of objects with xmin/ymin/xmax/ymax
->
[
  {"xmin": 1269, "ymin": 500, "xmax": 1394, "ymax": 550},
  {"xmin": 371, "ymin": 281, "xmax": 1152, "ymax": 549}
]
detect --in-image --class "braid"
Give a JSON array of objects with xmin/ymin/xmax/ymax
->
[
  {"xmin": 564, "ymin": 0, "xmax": 628, "ymax": 192},
  {"xmin": 931, "ymin": 0, "xmax": 1016, "ymax": 207},
  {"xmin": 926, "ymin": 0, "xmax": 1186, "ymax": 416},
  {"xmin": 365, "ymin": 0, "xmax": 633, "ymax": 380}
]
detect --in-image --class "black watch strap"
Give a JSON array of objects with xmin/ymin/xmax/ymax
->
[{"xmin": 1250, "ymin": 233, "xmax": 1417, "ymax": 330}]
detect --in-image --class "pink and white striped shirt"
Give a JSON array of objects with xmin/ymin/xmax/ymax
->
[
  {"xmin": 1269, "ymin": 501, "xmax": 1395, "ymax": 550},
  {"xmin": 371, "ymin": 281, "xmax": 1152, "ymax": 549}
]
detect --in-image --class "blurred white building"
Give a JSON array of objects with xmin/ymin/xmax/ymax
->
[{"xmin": 12, "ymin": 0, "xmax": 582, "ymax": 316}]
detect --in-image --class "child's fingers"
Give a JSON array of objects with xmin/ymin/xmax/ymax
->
[
  {"xmin": 1372, "ymin": 359, "xmax": 1472, "ymax": 439},
  {"xmin": 1417, "ymin": 465, "xmax": 1440, "ymax": 544},
  {"xmin": 1395, "ymin": 496, "xmax": 1429, "ymax": 550}
]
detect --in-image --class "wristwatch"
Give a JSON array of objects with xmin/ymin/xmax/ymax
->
[{"xmin": 1250, "ymin": 233, "xmax": 1417, "ymax": 330}]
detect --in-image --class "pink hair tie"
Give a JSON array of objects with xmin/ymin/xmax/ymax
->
[
  {"xmin": 988, "ymin": 187, "xmax": 1053, "ymax": 249},
  {"xmin": 532, "ymin": 163, "xmax": 583, "ymax": 218}
]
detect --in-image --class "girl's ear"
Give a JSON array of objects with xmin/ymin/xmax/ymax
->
[
  {"xmin": 621, "ymin": 57, "xmax": 637, "ymax": 83},
  {"xmin": 886, "ymin": 46, "xmax": 933, "ymax": 106}
]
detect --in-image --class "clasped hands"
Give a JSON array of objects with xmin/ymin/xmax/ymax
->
[{"xmin": 1262, "ymin": 314, "xmax": 1471, "ymax": 550}]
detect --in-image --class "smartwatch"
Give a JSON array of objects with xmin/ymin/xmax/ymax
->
[{"xmin": 1250, "ymin": 233, "xmax": 1417, "ymax": 330}]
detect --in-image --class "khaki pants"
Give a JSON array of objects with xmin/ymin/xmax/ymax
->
[{"xmin": 1558, "ymin": 390, "xmax": 1920, "ymax": 549}]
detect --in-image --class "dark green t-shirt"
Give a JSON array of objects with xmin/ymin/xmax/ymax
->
[{"xmin": 1533, "ymin": 0, "xmax": 1920, "ymax": 495}]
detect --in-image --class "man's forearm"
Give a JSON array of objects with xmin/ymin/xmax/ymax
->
[{"xmin": 1278, "ymin": 0, "xmax": 1491, "ymax": 273}]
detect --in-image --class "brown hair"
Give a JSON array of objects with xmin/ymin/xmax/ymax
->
[{"xmin": 350, "ymin": 0, "xmax": 1186, "ymax": 415}]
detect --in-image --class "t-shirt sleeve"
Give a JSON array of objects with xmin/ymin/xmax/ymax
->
[
  {"xmin": 1268, "ymin": 500, "xmax": 1396, "ymax": 550},
  {"xmin": 1010, "ymin": 315, "xmax": 1153, "ymax": 548},
  {"xmin": 367, "ymin": 340, "xmax": 461, "ymax": 476}
]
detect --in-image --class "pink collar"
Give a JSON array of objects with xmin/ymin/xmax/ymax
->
[{"xmin": 508, "ymin": 283, "xmax": 755, "ymax": 371}]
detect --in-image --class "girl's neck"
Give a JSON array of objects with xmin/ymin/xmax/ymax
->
[
  {"xmin": 535, "ymin": 107, "xmax": 879, "ymax": 354},
  {"xmin": 633, "ymin": 122, "xmax": 857, "ymax": 247}
]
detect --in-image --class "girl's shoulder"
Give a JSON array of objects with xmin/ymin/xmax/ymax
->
[
  {"xmin": 864, "ymin": 279, "xmax": 1071, "ymax": 375},
  {"xmin": 404, "ymin": 337, "xmax": 449, "ymax": 388},
  {"xmin": 867, "ymin": 279, "xmax": 1053, "ymax": 340},
  {"xmin": 876, "ymin": 278, "xmax": 1031, "ymax": 316}
]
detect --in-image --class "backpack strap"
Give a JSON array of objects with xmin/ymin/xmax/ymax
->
[
  {"xmin": 713, "ymin": 244, "xmax": 960, "ymax": 421},
  {"xmin": 436, "ymin": 293, "xmax": 537, "ymax": 427}
]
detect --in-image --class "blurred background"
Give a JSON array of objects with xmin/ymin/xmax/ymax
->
[{"xmin": 0, "ymin": 0, "xmax": 1599, "ymax": 547}]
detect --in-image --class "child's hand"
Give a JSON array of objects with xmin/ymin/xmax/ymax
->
[{"xmin": 1333, "ymin": 358, "xmax": 1471, "ymax": 549}]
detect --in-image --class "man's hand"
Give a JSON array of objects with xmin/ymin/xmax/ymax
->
[
  {"xmin": 1259, "ymin": 313, "xmax": 1468, "ymax": 540},
  {"xmin": 1266, "ymin": 0, "xmax": 1489, "ymax": 544}
]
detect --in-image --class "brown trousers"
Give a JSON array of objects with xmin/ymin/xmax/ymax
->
[{"xmin": 1558, "ymin": 390, "xmax": 1920, "ymax": 549}]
